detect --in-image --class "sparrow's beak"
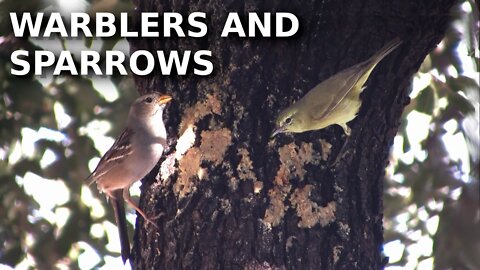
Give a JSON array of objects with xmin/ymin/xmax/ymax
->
[
  {"xmin": 270, "ymin": 126, "xmax": 285, "ymax": 138},
  {"xmin": 157, "ymin": 95, "xmax": 172, "ymax": 105}
]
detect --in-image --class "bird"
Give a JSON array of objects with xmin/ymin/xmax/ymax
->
[
  {"xmin": 86, "ymin": 92, "xmax": 172, "ymax": 263},
  {"xmin": 271, "ymin": 37, "xmax": 402, "ymax": 137}
]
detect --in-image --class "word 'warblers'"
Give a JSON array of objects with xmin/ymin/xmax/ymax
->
[{"xmin": 86, "ymin": 92, "xmax": 171, "ymax": 263}]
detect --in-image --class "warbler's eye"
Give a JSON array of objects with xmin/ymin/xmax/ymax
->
[
  {"xmin": 145, "ymin": 97, "xmax": 153, "ymax": 103},
  {"xmin": 285, "ymin": 117, "xmax": 292, "ymax": 125}
]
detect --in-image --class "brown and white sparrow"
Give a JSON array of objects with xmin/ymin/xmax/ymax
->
[{"xmin": 86, "ymin": 92, "xmax": 172, "ymax": 263}]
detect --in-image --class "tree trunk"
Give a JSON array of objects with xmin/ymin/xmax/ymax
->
[{"xmin": 128, "ymin": 0, "xmax": 455, "ymax": 269}]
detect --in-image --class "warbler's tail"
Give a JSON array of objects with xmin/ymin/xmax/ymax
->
[
  {"xmin": 371, "ymin": 37, "xmax": 403, "ymax": 66},
  {"xmin": 352, "ymin": 37, "xmax": 403, "ymax": 94}
]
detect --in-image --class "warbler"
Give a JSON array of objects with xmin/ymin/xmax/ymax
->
[
  {"xmin": 86, "ymin": 92, "xmax": 172, "ymax": 263},
  {"xmin": 272, "ymin": 38, "xmax": 402, "ymax": 137}
]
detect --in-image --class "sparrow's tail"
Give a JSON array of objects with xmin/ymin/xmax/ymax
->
[{"xmin": 111, "ymin": 190, "xmax": 130, "ymax": 264}]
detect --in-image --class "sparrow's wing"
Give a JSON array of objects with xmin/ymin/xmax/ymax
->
[{"xmin": 85, "ymin": 128, "xmax": 135, "ymax": 185}]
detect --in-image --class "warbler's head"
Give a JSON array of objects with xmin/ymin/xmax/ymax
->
[{"xmin": 271, "ymin": 106, "xmax": 303, "ymax": 137}]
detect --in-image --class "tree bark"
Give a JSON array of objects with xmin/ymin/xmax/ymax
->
[{"xmin": 128, "ymin": 0, "xmax": 455, "ymax": 269}]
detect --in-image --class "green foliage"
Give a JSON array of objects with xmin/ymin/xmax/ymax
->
[
  {"xmin": 383, "ymin": 1, "xmax": 479, "ymax": 269},
  {"xmin": 0, "ymin": 1, "xmax": 135, "ymax": 269}
]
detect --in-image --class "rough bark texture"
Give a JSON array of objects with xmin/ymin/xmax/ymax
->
[{"xmin": 128, "ymin": 0, "xmax": 455, "ymax": 269}]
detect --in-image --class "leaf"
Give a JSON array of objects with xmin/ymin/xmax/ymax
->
[
  {"xmin": 447, "ymin": 91, "xmax": 476, "ymax": 115},
  {"xmin": 415, "ymin": 86, "xmax": 435, "ymax": 115},
  {"xmin": 12, "ymin": 159, "xmax": 42, "ymax": 176},
  {"xmin": 446, "ymin": 75, "xmax": 479, "ymax": 93}
]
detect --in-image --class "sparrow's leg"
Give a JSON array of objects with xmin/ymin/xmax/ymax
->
[
  {"xmin": 122, "ymin": 187, "xmax": 159, "ymax": 228},
  {"xmin": 111, "ymin": 190, "xmax": 130, "ymax": 264}
]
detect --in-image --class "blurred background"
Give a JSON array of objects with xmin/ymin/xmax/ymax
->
[{"xmin": 0, "ymin": 0, "xmax": 478, "ymax": 269}]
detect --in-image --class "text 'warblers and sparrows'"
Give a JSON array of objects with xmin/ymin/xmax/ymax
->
[{"xmin": 9, "ymin": 12, "xmax": 299, "ymax": 76}]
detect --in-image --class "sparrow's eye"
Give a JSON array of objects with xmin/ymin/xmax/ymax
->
[
  {"xmin": 285, "ymin": 117, "xmax": 292, "ymax": 125},
  {"xmin": 145, "ymin": 97, "xmax": 153, "ymax": 103}
]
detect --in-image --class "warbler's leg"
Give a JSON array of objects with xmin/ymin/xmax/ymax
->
[
  {"xmin": 122, "ymin": 187, "xmax": 159, "ymax": 228},
  {"xmin": 339, "ymin": 123, "xmax": 351, "ymax": 136}
]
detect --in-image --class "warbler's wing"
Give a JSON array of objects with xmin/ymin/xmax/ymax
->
[
  {"xmin": 305, "ymin": 60, "xmax": 370, "ymax": 121},
  {"xmin": 306, "ymin": 37, "xmax": 402, "ymax": 121},
  {"xmin": 85, "ymin": 128, "xmax": 135, "ymax": 185}
]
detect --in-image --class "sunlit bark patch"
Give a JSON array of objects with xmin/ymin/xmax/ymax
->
[
  {"xmin": 319, "ymin": 139, "xmax": 332, "ymax": 161},
  {"xmin": 290, "ymin": 185, "xmax": 336, "ymax": 228},
  {"xmin": 179, "ymin": 94, "xmax": 222, "ymax": 135},
  {"xmin": 237, "ymin": 148, "xmax": 256, "ymax": 181},
  {"xmin": 175, "ymin": 147, "xmax": 202, "ymax": 197},
  {"xmin": 263, "ymin": 185, "xmax": 291, "ymax": 228},
  {"xmin": 264, "ymin": 142, "xmax": 321, "ymax": 227},
  {"xmin": 199, "ymin": 128, "xmax": 232, "ymax": 165},
  {"xmin": 173, "ymin": 128, "xmax": 231, "ymax": 197},
  {"xmin": 278, "ymin": 142, "xmax": 318, "ymax": 180},
  {"xmin": 333, "ymin": 245, "xmax": 343, "ymax": 264}
]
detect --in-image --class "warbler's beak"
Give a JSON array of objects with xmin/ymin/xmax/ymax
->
[
  {"xmin": 157, "ymin": 95, "xmax": 172, "ymax": 105},
  {"xmin": 271, "ymin": 126, "xmax": 285, "ymax": 138}
]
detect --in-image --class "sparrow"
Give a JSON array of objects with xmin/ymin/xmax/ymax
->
[{"xmin": 86, "ymin": 92, "xmax": 172, "ymax": 263}]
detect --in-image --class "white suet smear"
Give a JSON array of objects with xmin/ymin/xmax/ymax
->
[{"xmin": 175, "ymin": 125, "xmax": 196, "ymax": 159}]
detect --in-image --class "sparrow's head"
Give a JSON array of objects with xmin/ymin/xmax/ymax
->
[{"xmin": 130, "ymin": 92, "xmax": 172, "ymax": 119}]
